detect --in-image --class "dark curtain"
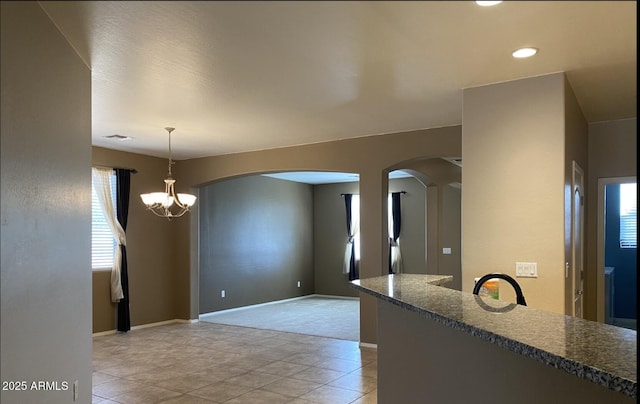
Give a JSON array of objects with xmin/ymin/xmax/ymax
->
[
  {"xmin": 115, "ymin": 169, "xmax": 131, "ymax": 332},
  {"xmin": 344, "ymin": 194, "xmax": 359, "ymax": 280},
  {"xmin": 389, "ymin": 192, "xmax": 402, "ymax": 274}
]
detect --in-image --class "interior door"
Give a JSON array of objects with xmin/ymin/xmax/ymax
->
[{"xmin": 571, "ymin": 161, "xmax": 585, "ymax": 318}]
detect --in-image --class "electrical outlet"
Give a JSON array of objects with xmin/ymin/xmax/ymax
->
[
  {"xmin": 221, "ymin": 290, "xmax": 225, "ymax": 298},
  {"xmin": 516, "ymin": 262, "xmax": 537, "ymax": 278}
]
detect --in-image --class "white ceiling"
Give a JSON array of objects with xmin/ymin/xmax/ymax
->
[
  {"xmin": 262, "ymin": 169, "xmax": 413, "ymax": 185},
  {"xmin": 41, "ymin": 1, "xmax": 637, "ymax": 160}
]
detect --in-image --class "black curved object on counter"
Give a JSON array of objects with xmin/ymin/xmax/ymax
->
[
  {"xmin": 473, "ymin": 295, "xmax": 519, "ymax": 313},
  {"xmin": 473, "ymin": 273, "xmax": 527, "ymax": 306}
]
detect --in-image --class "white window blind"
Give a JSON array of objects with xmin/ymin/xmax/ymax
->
[
  {"xmin": 619, "ymin": 183, "xmax": 637, "ymax": 249},
  {"xmin": 92, "ymin": 171, "xmax": 118, "ymax": 269}
]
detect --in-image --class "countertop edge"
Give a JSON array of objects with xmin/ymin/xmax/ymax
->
[{"xmin": 351, "ymin": 281, "xmax": 637, "ymax": 399}]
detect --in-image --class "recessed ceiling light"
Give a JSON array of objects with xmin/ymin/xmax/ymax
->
[
  {"xmin": 475, "ymin": 1, "xmax": 503, "ymax": 6},
  {"xmin": 512, "ymin": 47, "xmax": 538, "ymax": 58},
  {"xmin": 104, "ymin": 134, "xmax": 133, "ymax": 141}
]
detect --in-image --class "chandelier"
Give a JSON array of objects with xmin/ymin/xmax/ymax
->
[{"xmin": 140, "ymin": 127, "xmax": 196, "ymax": 219}]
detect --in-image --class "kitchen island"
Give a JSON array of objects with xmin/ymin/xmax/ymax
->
[{"xmin": 352, "ymin": 274, "xmax": 636, "ymax": 404}]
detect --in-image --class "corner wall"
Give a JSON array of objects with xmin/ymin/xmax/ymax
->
[
  {"xmin": 563, "ymin": 78, "xmax": 588, "ymax": 315},
  {"xmin": 1, "ymin": 3, "xmax": 92, "ymax": 402}
]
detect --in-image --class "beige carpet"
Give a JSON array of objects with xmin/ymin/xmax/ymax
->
[{"xmin": 200, "ymin": 295, "xmax": 360, "ymax": 341}]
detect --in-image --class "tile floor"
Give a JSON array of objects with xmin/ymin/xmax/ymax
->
[{"xmin": 93, "ymin": 322, "xmax": 377, "ymax": 403}]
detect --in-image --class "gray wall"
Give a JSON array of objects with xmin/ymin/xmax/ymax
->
[
  {"xmin": 1, "ymin": 3, "xmax": 92, "ymax": 403},
  {"xmin": 199, "ymin": 175, "xmax": 314, "ymax": 313},
  {"xmin": 438, "ymin": 184, "xmax": 462, "ymax": 290},
  {"xmin": 200, "ymin": 175, "xmax": 430, "ymax": 304},
  {"xmin": 313, "ymin": 182, "xmax": 361, "ymax": 297}
]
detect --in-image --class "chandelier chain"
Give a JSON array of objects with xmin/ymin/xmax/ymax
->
[{"xmin": 166, "ymin": 127, "xmax": 175, "ymax": 177}]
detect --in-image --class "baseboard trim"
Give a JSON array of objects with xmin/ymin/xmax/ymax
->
[
  {"xmin": 359, "ymin": 342, "xmax": 378, "ymax": 349},
  {"xmin": 176, "ymin": 318, "xmax": 199, "ymax": 324},
  {"xmin": 93, "ymin": 329, "xmax": 117, "ymax": 337},
  {"xmin": 92, "ymin": 318, "xmax": 198, "ymax": 337},
  {"xmin": 312, "ymin": 294, "xmax": 360, "ymax": 301},
  {"xmin": 199, "ymin": 295, "xmax": 310, "ymax": 319}
]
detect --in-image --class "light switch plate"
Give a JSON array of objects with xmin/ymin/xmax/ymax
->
[{"xmin": 516, "ymin": 262, "xmax": 537, "ymax": 278}]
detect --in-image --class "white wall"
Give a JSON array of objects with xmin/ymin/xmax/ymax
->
[
  {"xmin": 1, "ymin": 3, "xmax": 92, "ymax": 403},
  {"xmin": 462, "ymin": 73, "xmax": 567, "ymax": 314}
]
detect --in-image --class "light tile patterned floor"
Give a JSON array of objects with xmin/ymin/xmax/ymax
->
[{"xmin": 93, "ymin": 322, "xmax": 377, "ymax": 403}]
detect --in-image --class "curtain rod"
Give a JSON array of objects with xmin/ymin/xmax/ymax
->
[
  {"xmin": 340, "ymin": 191, "xmax": 406, "ymax": 197},
  {"xmin": 92, "ymin": 165, "xmax": 138, "ymax": 174}
]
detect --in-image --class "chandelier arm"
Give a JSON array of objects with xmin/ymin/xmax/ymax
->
[
  {"xmin": 169, "ymin": 208, "xmax": 189, "ymax": 218},
  {"xmin": 145, "ymin": 204, "xmax": 170, "ymax": 217},
  {"xmin": 165, "ymin": 178, "xmax": 185, "ymax": 209},
  {"xmin": 172, "ymin": 190, "xmax": 189, "ymax": 209},
  {"xmin": 173, "ymin": 199, "xmax": 187, "ymax": 209},
  {"xmin": 144, "ymin": 204, "xmax": 189, "ymax": 219}
]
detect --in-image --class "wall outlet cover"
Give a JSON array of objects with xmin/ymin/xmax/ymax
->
[{"xmin": 516, "ymin": 262, "xmax": 537, "ymax": 278}]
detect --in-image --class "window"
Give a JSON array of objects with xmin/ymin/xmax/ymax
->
[
  {"xmin": 619, "ymin": 183, "xmax": 637, "ymax": 249},
  {"xmin": 352, "ymin": 194, "xmax": 360, "ymax": 261},
  {"xmin": 92, "ymin": 171, "xmax": 117, "ymax": 269},
  {"xmin": 349, "ymin": 194, "xmax": 399, "ymax": 261}
]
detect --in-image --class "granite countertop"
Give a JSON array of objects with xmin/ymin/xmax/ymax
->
[{"xmin": 351, "ymin": 274, "xmax": 637, "ymax": 399}]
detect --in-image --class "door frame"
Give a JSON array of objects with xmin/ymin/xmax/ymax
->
[
  {"xmin": 571, "ymin": 161, "xmax": 585, "ymax": 318},
  {"xmin": 596, "ymin": 175, "xmax": 636, "ymax": 322}
]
